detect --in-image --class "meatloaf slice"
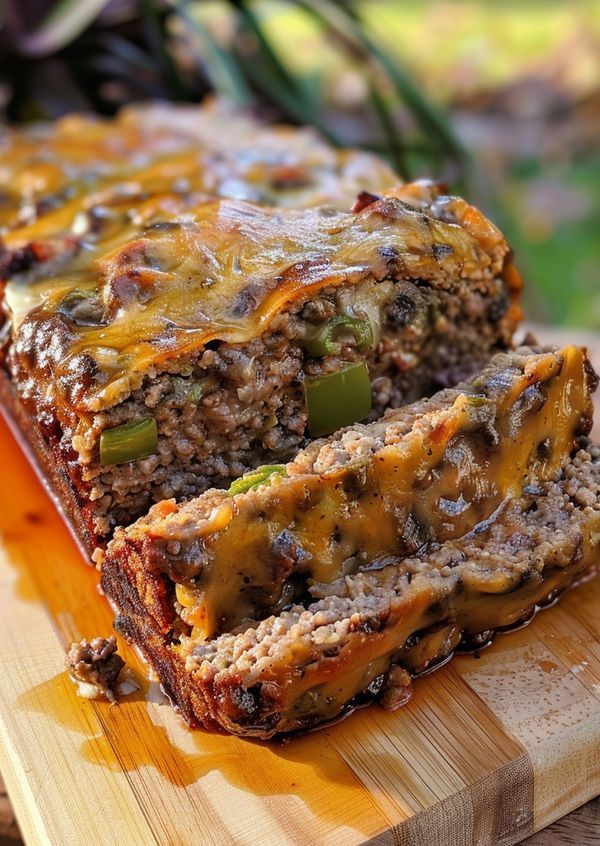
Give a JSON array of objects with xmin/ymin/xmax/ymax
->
[
  {"xmin": 104, "ymin": 441, "xmax": 600, "ymax": 737},
  {"xmin": 104, "ymin": 345, "xmax": 596, "ymax": 639},
  {"xmin": 2, "ymin": 181, "xmax": 521, "ymax": 546}
]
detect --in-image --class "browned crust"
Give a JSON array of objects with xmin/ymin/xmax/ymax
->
[
  {"xmin": 102, "ymin": 543, "xmax": 208, "ymax": 728},
  {"xmin": 0, "ymin": 368, "xmax": 96, "ymax": 558}
]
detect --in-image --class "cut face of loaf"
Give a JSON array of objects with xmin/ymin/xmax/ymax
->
[
  {"xmin": 104, "ymin": 441, "xmax": 600, "ymax": 738},
  {"xmin": 105, "ymin": 345, "xmax": 597, "ymax": 639},
  {"xmin": 3, "ymin": 179, "xmax": 521, "ymax": 545}
]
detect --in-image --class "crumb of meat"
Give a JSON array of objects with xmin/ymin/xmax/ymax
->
[
  {"xmin": 379, "ymin": 665, "xmax": 413, "ymax": 711},
  {"xmin": 66, "ymin": 635, "xmax": 125, "ymax": 703},
  {"xmin": 117, "ymin": 667, "xmax": 141, "ymax": 697}
]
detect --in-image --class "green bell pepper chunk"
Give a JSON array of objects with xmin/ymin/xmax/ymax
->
[
  {"xmin": 100, "ymin": 417, "xmax": 158, "ymax": 466},
  {"xmin": 187, "ymin": 380, "xmax": 208, "ymax": 403},
  {"xmin": 464, "ymin": 394, "xmax": 490, "ymax": 407},
  {"xmin": 171, "ymin": 376, "xmax": 213, "ymax": 404},
  {"xmin": 304, "ymin": 361, "xmax": 372, "ymax": 437},
  {"xmin": 302, "ymin": 316, "xmax": 373, "ymax": 357},
  {"xmin": 228, "ymin": 464, "xmax": 287, "ymax": 495}
]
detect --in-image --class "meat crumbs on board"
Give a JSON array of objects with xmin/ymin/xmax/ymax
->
[{"xmin": 65, "ymin": 636, "xmax": 125, "ymax": 703}]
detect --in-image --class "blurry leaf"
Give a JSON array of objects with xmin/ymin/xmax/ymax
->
[
  {"xmin": 97, "ymin": 34, "xmax": 157, "ymax": 75},
  {"xmin": 235, "ymin": 3, "xmax": 314, "ymax": 114},
  {"xmin": 172, "ymin": 0, "xmax": 252, "ymax": 105},
  {"xmin": 14, "ymin": 0, "xmax": 111, "ymax": 57},
  {"xmin": 367, "ymin": 79, "xmax": 409, "ymax": 179},
  {"xmin": 353, "ymin": 22, "xmax": 469, "ymax": 161},
  {"xmin": 91, "ymin": 52, "xmax": 162, "ymax": 97},
  {"xmin": 231, "ymin": 3, "xmax": 344, "ymax": 144},
  {"xmin": 328, "ymin": 0, "xmax": 467, "ymax": 156},
  {"xmin": 142, "ymin": 0, "xmax": 189, "ymax": 100},
  {"xmin": 296, "ymin": 0, "xmax": 469, "ymax": 171}
]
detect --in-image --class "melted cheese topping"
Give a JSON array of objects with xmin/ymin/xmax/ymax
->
[
  {"xmin": 3, "ymin": 102, "xmax": 520, "ymax": 417},
  {"xmin": 6, "ymin": 182, "xmax": 515, "ymax": 413},
  {"xmin": 277, "ymin": 515, "xmax": 600, "ymax": 731}
]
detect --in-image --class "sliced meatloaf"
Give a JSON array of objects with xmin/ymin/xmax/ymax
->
[
  {"xmin": 104, "ymin": 440, "xmax": 600, "ymax": 738},
  {"xmin": 105, "ymin": 345, "xmax": 596, "ymax": 639},
  {"xmin": 1, "ymin": 181, "xmax": 521, "ymax": 546}
]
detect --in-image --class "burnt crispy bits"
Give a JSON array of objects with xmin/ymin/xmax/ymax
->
[
  {"xmin": 386, "ymin": 291, "xmax": 417, "ymax": 327},
  {"xmin": 351, "ymin": 191, "xmax": 381, "ymax": 213},
  {"xmin": 0, "ymin": 242, "xmax": 54, "ymax": 279}
]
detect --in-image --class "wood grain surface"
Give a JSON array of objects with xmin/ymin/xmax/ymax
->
[
  {"xmin": 0, "ymin": 327, "xmax": 598, "ymax": 846},
  {"xmin": 522, "ymin": 797, "xmax": 599, "ymax": 845},
  {"xmin": 518, "ymin": 327, "xmax": 600, "ymax": 846}
]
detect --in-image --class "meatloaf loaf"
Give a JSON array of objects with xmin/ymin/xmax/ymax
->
[
  {"xmin": 101, "ymin": 360, "xmax": 599, "ymax": 736},
  {"xmin": 105, "ymin": 345, "xmax": 596, "ymax": 640},
  {"xmin": 1, "ymin": 181, "xmax": 521, "ymax": 547},
  {"xmin": 0, "ymin": 97, "xmax": 398, "ymax": 241}
]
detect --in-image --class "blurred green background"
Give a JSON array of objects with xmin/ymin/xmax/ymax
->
[{"xmin": 0, "ymin": 0, "xmax": 598, "ymax": 328}]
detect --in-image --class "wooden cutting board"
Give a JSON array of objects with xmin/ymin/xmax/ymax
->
[{"xmin": 0, "ymin": 331, "xmax": 599, "ymax": 846}]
